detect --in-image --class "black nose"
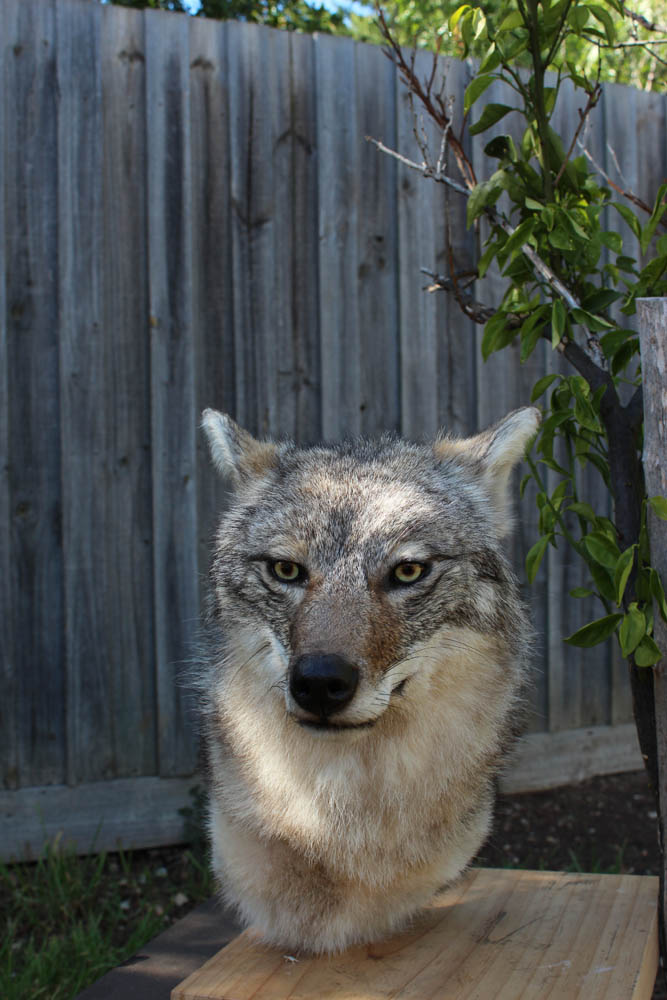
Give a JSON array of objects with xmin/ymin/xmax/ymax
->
[{"xmin": 289, "ymin": 654, "xmax": 359, "ymax": 718}]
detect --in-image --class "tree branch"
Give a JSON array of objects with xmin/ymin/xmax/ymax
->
[
  {"xmin": 623, "ymin": 4, "xmax": 667, "ymax": 34},
  {"xmin": 554, "ymin": 82, "xmax": 601, "ymax": 189},
  {"xmin": 577, "ymin": 140, "xmax": 666, "ymax": 224}
]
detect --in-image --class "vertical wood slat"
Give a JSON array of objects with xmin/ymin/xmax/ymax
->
[
  {"xmin": 57, "ymin": 0, "xmax": 109, "ymax": 783},
  {"xmin": 546, "ymin": 78, "xmax": 609, "ymax": 732},
  {"xmin": 355, "ymin": 42, "xmax": 400, "ymax": 437},
  {"xmin": 396, "ymin": 50, "xmax": 441, "ymax": 441},
  {"xmin": 470, "ymin": 76, "xmax": 550, "ymax": 733},
  {"xmin": 315, "ymin": 34, "xmax": 362, "ymax": 441},
  {"xmin": 434, "ymin": 57, "xmax": 478, "ymax": 440},
  {"xmin": 100, "ymin": 4, "xmax": 157, "ymax": 776},
  {"xmin": 5, "ymin": 0, "xmax": 66, "ymax": 786},
  {"xmin": 254, "ymin": 27, "xmax": 291, "ymax": 440},
  {"xmin": 0, "ymin": 0, "xmax": 15, "ymax": 790},
  {"xmin": 145, "ymin": 9, "xmax": 198, "ymax": 776},
  {"xmin": 288, "ymin": 32, "xmax": 321, "ymax": 445},
  {"xmin": 189, "ymin": 18, "xmax": 236, "ymax": 585},
  {"xmin": 225, "ymin": 22, "xmax": 257, "ymax": 435}
]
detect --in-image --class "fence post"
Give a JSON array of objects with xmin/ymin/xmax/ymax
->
[{"xmin": 638, "ymin": 297, "xmax": 667, "ymax": 966}]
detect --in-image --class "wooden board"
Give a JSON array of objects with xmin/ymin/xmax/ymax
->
[{"xmin": 172, "ymin": 868, "xmax": 658, "ymax": 1000}]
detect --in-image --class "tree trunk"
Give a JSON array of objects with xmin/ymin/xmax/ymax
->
[{"xmin": 638, "ymin": 297, "xmax": 667, "ymax": 968}]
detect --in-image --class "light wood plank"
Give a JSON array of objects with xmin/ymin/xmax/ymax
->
[
  {"xmin": 4, "ymin": 0, "xmax": 66, "ymax": 786},
  {"xmin": 315, "ymin": 33, "xmax": 362, "ymax": 440},
  {"xmin": 100, "ymin": 3, "xmax": 157, "ymax": 776},
  {"xmin": 172, "ymin": 868, "xmax": 658, "ymax": 1000},
  {"xmin": 145, "ymin": 7, "xmax": 199, "ymax": 776}
]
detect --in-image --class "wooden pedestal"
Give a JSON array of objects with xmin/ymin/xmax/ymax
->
[{"xmin": 172, "ymin": 868, "xmax": 659, "ymax": 999}]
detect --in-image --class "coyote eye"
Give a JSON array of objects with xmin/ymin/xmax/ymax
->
[
  {"xmin": 392, "ymin": 562, "xmax": 427, "ymax": 586},
  {"xmin": 270, "ymin": 560, "xmax": 306, "ymax": 584}
]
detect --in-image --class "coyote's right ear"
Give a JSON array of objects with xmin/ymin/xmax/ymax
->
[{"xmin": 201, "ymin": 409, "xmax": 279, "ymax": 484}]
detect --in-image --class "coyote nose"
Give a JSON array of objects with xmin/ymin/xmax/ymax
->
[{"xmin": 289, "ymin": 654, "xmax": 359, "ymax": 717}]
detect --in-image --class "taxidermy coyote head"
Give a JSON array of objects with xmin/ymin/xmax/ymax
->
[{"xmin": 199, "ymin": 406, "xmax": 539, "ymax": 954}]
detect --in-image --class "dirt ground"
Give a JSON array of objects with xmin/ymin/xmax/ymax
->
[{"xmin": 477, "ymin": 768, "xmax": 660, "ymax": 875}]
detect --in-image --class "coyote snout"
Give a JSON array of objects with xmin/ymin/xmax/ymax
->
[
  {"xmin": 199, "ymin": 406, "xmax": 539, "ymax": 954},
  {"xmin": 288, "ymin": 653, "xmax": 359, "ymax": 720}
]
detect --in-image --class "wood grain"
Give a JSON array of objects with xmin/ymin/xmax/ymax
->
[
  {"xmin": 171, "ymin": 868, "xmax": 658, "ymax": 1000},
  {"xmin": 4, "ymin": 0, "xmax": 66, "ymax": 787},
  {"xmin": 100, "ymin": 3, "xmax": 157, "ymax": 778},
  {"xmin": 145, "ymin": 7, "xmax": 199, "ymax": 777}
]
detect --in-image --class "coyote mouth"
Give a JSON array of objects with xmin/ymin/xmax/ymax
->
[{"xmin": 296, "ymin": 717, "xmax": 377, "ymax": 732}]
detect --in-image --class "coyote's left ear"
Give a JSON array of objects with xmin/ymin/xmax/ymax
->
[
  {"xmin": 434, "ymin": 407, "xmax": 541, "ymax": 536},
  {"xmin": 201, "ymin": 409, "xmax": 279, "ymax": 486}
]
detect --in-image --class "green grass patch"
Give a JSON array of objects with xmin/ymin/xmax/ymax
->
[{"xmin": 1, "ymin": 837, "xmax": 213, "ymax": 1000}]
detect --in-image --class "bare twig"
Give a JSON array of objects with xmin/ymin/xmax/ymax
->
[
  {"xmin": 554, "ymin": 82, "xmax": 602, "ymax": 188},
  {"xmin": 577, "ymin": 140, "xmax": 666, "ymax": 224},
  {"xmin": 623, "ymin": 4, "xmax": 667, "ymax": 34},
  {"xmin": 375, "ymin": 4, "xmax": 477, "ymax": 190},
  {"xmin": 365, "ymin": 136, "xmax": 470, "ymax": 196}
]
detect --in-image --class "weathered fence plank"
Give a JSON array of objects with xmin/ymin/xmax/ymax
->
[
  {"xmin": 396, "ymin": 50, "xmax": 442, "ymax": 440},
  {"xmin": 4, "ymin": 0, "xmax": 66, "ymax": 787},
  {"xmin": 189, "ymin": 18, "xmax": 236, "ymax": 582},
  {"xmin": 288, "ymin": 31, "xmax": 321, "ymax": 444},
  {"xmin": 100, "ymin": 4, "xmax": 157, "ymax": 777},
  {"xmin": 145, "ymin": 8, "xmax": 199, "ymax": 776},
  {"xmin": 315, "ymin": 34, "xmax": 363, "ymax": 440},
  {"xmin": 57, "ymin": 0, "xmax": 109, "ymax": 783},
  {"xmin": 0, "ymin": 5, "xmax": 15, "ymax": 791},
  {"xmin": 356, "ymin": 41, "xmax": 400, "ymax": 437}
]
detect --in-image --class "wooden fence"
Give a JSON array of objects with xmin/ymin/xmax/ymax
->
[{"xmin": 1, "ymin": 0, "xmax": 663, "ymax": 857}]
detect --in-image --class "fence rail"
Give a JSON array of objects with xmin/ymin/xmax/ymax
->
[{"xmin": 2, "ymin": 0, "xmax": 662, "ymax": 855}]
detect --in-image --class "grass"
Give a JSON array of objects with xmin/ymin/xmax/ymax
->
[{"xmin": 2, "ymin": 790, "xmax": 214, "ymax": 1000}]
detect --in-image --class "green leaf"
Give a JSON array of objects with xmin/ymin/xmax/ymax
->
[
  {"xmin": 599, "ymin": 230, "xmax": 623, "ymax": 253},
  {"xmin": 449, "ymin": 4, "xmax": 472, "ymax": 30},
  {"xmin": 570, "ymin": 587, "xmax": 593, "ymax": 599},
  {"xmin": 503, "ymin": 218, "xmax": 536, "ymax": 258},
  {"xmin": 519, "ymin": 472, "xmax": 532, "ymax": 499},
  {"xmin": 481, "ymin": 311, "xmax": 517, "ymax": 359},
  {"xmin": 612, "ymin": 203, "xmax": 641, "ymax": 239},
  {"xmin": 614, "ymin": 545, "xmax": 636, "ymax": 605},
  {"xmin": 584, "ymin": 531, "xmax": 620, "ymax": 569},
  {"xmin": 464, "ymin": 74, "xmax": 495, "ymax": 113},
  {"xmin": 570, "ymin": 587, "xmax": 594, "ymax": 599},
  {"xmin": 619, "ymin": 605, "xmax": 646, "ymax": 657},
  {"xmin": 567, "ymin": 502, "xmax": 597, "ymax": 522},
  {"xmin": 649, "ymin": 496, "xmax": 667, "ymax": 520},
  {"xmin": 565, "ymin": 613, "xmax": 622, "ymax": 647},
  {"xmin": 589, "ymin": 5, "xmax": 616, "ymax": 43},
  {"xmin": 498, "ymin": 9, "xmax": 524, "ymax": 30},
  {"xmin": 634, "ymin": 635, "xmax": 662, "ymax": 667},
  {"xmin": 650, "ymin": 569, "xmax": 667, "ymax": 623},
  {"xmin": 551, "ymin": 300, "xmax": 566, "ymax": 348},
  {"xmin": 526, "ymin": 535, "xmax": 550, "ymax": 583},
  {"xmin": 530, "ymin": 373, "xmax": 559, "ymax": 402},
  {"xmin": 589, "ymin": 561, "xmax": 616, "ymax": 603},
  {"xmin": 469, "ymin": 103, "xmax": 516, "ymax": 137}
]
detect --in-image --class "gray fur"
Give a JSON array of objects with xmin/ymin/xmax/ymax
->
[{"xmin": 197, "ymin": 407, "xmax": 539, "ymax": 953}]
